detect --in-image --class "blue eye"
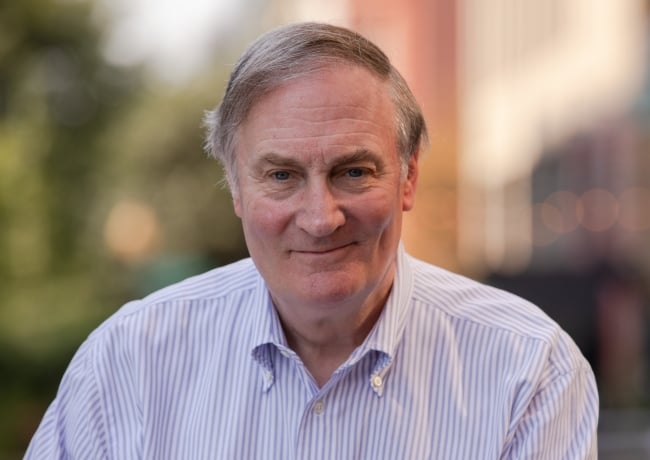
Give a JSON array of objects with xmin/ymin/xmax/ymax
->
[
  {"xmin": 272, "ymin": 171, "xmax": 291, "ymax": 181},
  {"xmin": 347, "ymin": 168, "xmax": 364, "ymax": 178}
]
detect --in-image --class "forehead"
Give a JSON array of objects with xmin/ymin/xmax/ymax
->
[{"xmin": 236, "ymin": 65, "xmax": 397, "ymax": 161}]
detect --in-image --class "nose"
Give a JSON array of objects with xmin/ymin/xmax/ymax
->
[{"xmin": 295, "ymin": 181, "xmax": 345, "ymax": 237}]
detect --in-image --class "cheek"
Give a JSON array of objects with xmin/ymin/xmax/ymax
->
[
  {"xmin": 242, "ymin": 199, "xmax": 291, "ymax": 239},
  {"xmin": 351, "ymin": 193, "xmax": 400, "ymax": 229}
]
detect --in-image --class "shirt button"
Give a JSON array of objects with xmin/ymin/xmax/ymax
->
[
  {"xmin": 313, "ymin": 401, "xmax": 325, "ymax": 415},
  {"xmin": 371, "ymin": 374, "xmax": 383, "ymax": 388}
]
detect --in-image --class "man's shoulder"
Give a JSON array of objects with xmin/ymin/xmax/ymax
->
[
  {"xmin": 49, "ymin": 258, "xmax": 265, "ymax": 418},
  {"xmin": 139, "ymin": 257, "xmax": 259, "ymax": 306},
  {"xmin": 406, "ymin": 256, "xmax": 592, "ymax": 374},
  {"xmin": 407, "ymin": 256, "xmax": 564, "ymax": 344},
  {"xmin": 90, "ymin": 257, "xmax": 261, "ymax": 338}
]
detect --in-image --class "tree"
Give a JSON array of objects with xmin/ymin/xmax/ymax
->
[{"xmin": 0, "ymin": 0, "xmax": 136, "ymax": 454}]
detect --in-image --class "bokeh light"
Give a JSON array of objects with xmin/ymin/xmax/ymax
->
[
  {"xmin": 542, "ymin": 190, "xmax": 580, "ymax": 234},
  {"xmin": 104, "ymin": 200, "xmax": 160, "ymax": 262},
  {"xmin": 577, "ymin": 188, "xmax": 620, "ymax": 232},
  {"xmin": 618, "ymin": 187, "xmax": 650, "ymax": 231}
]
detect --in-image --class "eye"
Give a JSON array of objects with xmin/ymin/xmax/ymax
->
[
  {"xmin": 346, "ymin": 168, "xmax": 365, "ymax": 178},
  {"xmin": 271, "ymin": 170, "xmax": 291, "ymax": 181}
]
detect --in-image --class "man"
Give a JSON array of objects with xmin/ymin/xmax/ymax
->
[{"xmin": 26, "ymin": 23, "xmax": 598, "ymax": 459}]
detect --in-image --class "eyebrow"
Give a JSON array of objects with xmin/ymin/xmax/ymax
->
[
  {"xmin": 253, "ymin": 149, "xmax": 385, "ymax": 170},
  {"xmin": 253, "ymin": 153, "xmax": 303, "ymax": 169},
  {"xmin": 331, "ymin": 149, "xmax": 385, "ymax": 169}
]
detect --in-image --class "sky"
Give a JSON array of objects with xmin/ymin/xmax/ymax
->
[{"xmin": 97, "ymin": 0, "xmax": 242, "ymax": 82}]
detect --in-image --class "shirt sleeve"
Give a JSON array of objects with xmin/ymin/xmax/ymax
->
[
  {"xmin": 24, "ymin": 340, "xmax": 110, "ymax": 460},
  {"xmin": 501, "ymin": 364, "xmax": 599, "ymax": 459}
]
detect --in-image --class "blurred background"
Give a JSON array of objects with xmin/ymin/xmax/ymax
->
[{"xmin": 1, "ymin": 0, "xmax": 649, "ymax": 458}]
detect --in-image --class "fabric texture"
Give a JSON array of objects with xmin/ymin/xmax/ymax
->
[{"xmin": 25, "ymin": 246, "xmax": 598, "ymax": 459}]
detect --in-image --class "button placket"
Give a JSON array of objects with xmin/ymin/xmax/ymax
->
[
  {"xmin": 369, "ymin": 368, "xmax": 388, "ymax": 396},
  {"xmin": 312, "ymin": 400, "xmax": 325, "ymax": 415}
]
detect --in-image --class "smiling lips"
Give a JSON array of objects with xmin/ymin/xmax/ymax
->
[{"xmin": 292, "ymin": 243, "xmax": 355, "ymax": 255}]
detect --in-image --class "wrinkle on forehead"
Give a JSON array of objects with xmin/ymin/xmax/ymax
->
[
  {"xmin": 245, "ymin": 64, "xmax": 393, "ymax": 122},
  {"xmin": 235, "ymin": 64, "xmax": 400, "ymax": 178}
]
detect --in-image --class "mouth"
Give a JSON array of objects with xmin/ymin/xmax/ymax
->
[{"xmin": 292, "ymin": 242, "xmax": 355, "ymax": 255}]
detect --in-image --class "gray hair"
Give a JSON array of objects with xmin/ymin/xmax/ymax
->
[{"xmin": 204, "ymin": 22, "xmax": 427, "ymax": 187}]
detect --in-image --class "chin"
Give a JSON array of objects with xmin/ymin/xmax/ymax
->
[{"xmin": 298, "ymin": 273, "xmax": 367, "ymax": 306}]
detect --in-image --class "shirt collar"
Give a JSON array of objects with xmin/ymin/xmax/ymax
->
[
  {"xmin": 249, "ymin": 242, "xmax": 415, "ymax": 394},
  {"xmin": 358, "ymin": 242, "xmax": 414, "ymax": 358},
  {"xmin": 249, "ymin": 273, "xmax": 288, "ymax": 391},
  {"xmin": 344, "ymin": 242, "xmax": 414, "ymax": 395}
]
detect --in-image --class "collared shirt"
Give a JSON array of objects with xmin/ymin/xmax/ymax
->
[{"xmin": 25, "ymin": 246, "xmax": 598, "ymax": 459}]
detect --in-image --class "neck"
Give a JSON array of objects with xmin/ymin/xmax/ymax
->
[{"xmin": 275, "ymin": 286, "xmax": 391, "ymax": 387}]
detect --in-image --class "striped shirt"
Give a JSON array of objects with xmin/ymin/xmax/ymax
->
[{"xmin": 25, "ymin": 245, "xmax": 598, "ymax": 459}]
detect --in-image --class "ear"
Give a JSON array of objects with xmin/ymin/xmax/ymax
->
[
  {"xmin": 402, "ymin": 150, "xmax": 419, "ymax": 211},
  {"xmin": 224, "ymin": 169, "xmax": 243, "ymax": 218},
  {"xmin": 231, "ymin": 185, "xmax": 243, "ymax": 218}
]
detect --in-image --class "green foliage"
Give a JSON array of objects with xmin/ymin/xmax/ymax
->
[{"xmin": 0, "ymin": 0, "xmax": 247, "ymax": 455}]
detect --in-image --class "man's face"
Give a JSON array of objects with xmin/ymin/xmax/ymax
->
[{"xmin": 232, "ymin": 64, "xmax": 418, "ymax": 324}]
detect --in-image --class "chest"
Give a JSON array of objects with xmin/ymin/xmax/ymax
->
[{"xmin": 133, "ymin": 349, "xmax": 512, "ymax": 460}]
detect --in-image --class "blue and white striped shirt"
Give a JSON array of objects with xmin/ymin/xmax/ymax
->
[{"xmin": 26, "ymin": 246, "xmax": 598, "ymax": 459}]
